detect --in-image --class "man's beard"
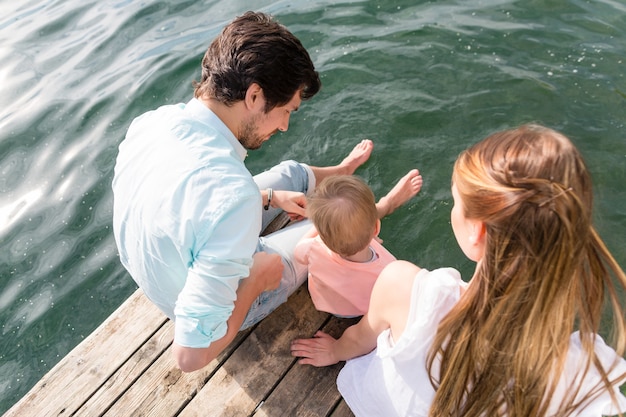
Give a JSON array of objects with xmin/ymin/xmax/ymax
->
[{"xmin": 239, "ymin": 115, "xmax": 272, "ymax": 150}]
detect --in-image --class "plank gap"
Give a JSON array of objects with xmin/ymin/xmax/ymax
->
[
  {"xmin": 250, "ymin": 313, "xmax": 335, "ymax": 417},
  {"xmin": 71, "ymin": 317, "xmax": 171, "ymax": 417}
]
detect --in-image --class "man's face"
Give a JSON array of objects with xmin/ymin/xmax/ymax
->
[{"xmin": 238, "ymin": 91, "xmax": 302, "ymax": 150}]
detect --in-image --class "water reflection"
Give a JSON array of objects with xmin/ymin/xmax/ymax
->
[{"xmin": 1, "ymin": 0, "xmax": 625, "ymax": 412}]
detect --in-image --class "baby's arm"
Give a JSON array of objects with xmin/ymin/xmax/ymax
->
[{"xmin": 294, "ymin": 225, "xmax": 318, "ymax": 265}]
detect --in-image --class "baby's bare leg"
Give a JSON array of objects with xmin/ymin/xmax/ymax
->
[{"xmin": 376, "ymin": 169, "xmax": 422, "ymax": 218}]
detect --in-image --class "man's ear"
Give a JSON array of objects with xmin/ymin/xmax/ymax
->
[{"xmin": 244, "ymin": 83, "xmax": 265, "ymax": 112}]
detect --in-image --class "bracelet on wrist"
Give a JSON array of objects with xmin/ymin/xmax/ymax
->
[{"xmin": 264, "ymin": 188, "xmax": 273, "ymax": 210}]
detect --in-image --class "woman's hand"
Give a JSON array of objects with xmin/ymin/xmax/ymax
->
[{"xmin": 291, "ymin": 331, "xmax": 339, "ymax": 367}]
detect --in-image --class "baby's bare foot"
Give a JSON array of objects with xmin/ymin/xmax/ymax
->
[
  {"xmin": 339, "ymin": 139, "xmax": 374, "ymax": 175},
  {"xmin": 377, "ymin": 169, "xmax": 422, "ymax": 218}
]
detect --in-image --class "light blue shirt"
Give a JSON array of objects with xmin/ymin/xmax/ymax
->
[{"xmin": 113, "ymin": 98, "xmax": 262, "ymax": 348}]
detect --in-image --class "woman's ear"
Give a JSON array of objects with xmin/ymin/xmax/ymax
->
[
  {"xmin": 468, "ymin": 220, "xmax": 485, "ymax": 245},
  {"xmin": 468, "ymin": 220, "xmax": 486, "ymax": 261}
]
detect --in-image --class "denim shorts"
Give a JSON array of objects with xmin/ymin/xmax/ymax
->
[{"xmin": 240, "ymin": 161, "xmax": 315, "ymax": 329}]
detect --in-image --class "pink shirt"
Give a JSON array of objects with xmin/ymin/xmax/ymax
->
[{"xmin": 295, "ymin": 235, "xmax": 396, "ymax": 316}]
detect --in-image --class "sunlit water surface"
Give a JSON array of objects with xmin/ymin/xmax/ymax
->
[{"xmin": 1, "ymin": 0, "xmax": 625, "ymax": 412}]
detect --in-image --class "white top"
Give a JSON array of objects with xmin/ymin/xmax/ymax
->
[{"xmin": 337, "ymin": 268, "xmax": 626, "ymax": 416}]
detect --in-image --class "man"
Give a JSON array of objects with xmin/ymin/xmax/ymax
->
[{"xmin": 112, "ymin": 11, "xmax": 373, "ymax": 372}]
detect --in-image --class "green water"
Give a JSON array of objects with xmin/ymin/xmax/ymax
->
[{"xmin": 1, "ymin": 0, "xmax": 625, "ymax": 413}]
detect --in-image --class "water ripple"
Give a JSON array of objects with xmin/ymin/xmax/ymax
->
[{"xmin": 1, "ymin": 0, "xmax": 625, "ymax": 413}]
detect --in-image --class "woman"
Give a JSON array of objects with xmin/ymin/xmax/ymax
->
[{"xmin": 291, "ymin": 124, "xmax": 626, "ymax": 416}]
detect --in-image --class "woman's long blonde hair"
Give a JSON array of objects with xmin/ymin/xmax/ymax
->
[{"xmin": 427, "ymin": 124, "xmax": 626, "ymax": 416}]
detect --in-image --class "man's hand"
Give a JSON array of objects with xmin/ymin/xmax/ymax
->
[
  {"xmin": 272, "ymin": 190, "xmax": 307, "ymax": 221},
  {"xmin": 250, "ymin": 251, "xmax": 283, "ymax": 292},
  {"xmin": 291, "ymin": 331, "xmax": 340, "ymax": 367}
]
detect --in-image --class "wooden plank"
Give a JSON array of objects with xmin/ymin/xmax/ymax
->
[
  {"xmin": 255, "ymin": 316, "xmax": 358, "ymax": 417},
  {"xmin": 178, "ymin": 286, "xmax": 329, "ymax": 417},
  {"xmin": 261, "ymin": 212, "xmax": 292, "ymax": 236},
  {"xmin": 73, "ymin": 320, "xmax": 174, "ymax": 417},
  {"xmin": 4, "ymin": 288, "xmax": 168, "ymax": 417},
  {"xmin": 100, "ymin": 328, "xmax": 252, "ymax": 417},
  {"xmin": 330, "ymin": 400, "xmax": 355, "ymax": 417},
  {"xmin": 101, "ymin": 345, "xmax": 209, "ymax": 417},
  {"xmin": 254, "ymin": 359, "xmax": 344, "ymax": 417}
]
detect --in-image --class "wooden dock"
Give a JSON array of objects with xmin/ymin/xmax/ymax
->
[{"xmin": 5, "ymin": 285, "xmax": 357, "ymax": 417}]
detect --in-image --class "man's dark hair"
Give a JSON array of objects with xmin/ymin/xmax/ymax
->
[{"xmin": 194, "ymin": 11, "xmax": 321, "ymax": 111}]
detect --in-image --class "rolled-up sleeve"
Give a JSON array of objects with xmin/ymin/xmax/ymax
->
[{"xmin": 173, "ymin": 189, "xmax": 261, "ymax": 348}]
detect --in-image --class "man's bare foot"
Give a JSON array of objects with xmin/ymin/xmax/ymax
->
[
  {"xmin": 309, "ymin": 140, "xmax": 374, "ymax": 186},
  {"xmin": 338, "ymin": 139, "xmax": 374, "ymax": 175},
  {"xmin": 376, "ymin": 169, "xmax": 422, "ymax": 218}
]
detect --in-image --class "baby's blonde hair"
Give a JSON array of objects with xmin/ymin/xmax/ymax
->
[{"xmin": 308, "ymin": 175, "xmax": 378, "ymax": 257}]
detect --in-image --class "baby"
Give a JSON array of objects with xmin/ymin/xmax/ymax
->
[{"xmin": 295, "ymin": 170, "xmax": 422, "ymax": 317}]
